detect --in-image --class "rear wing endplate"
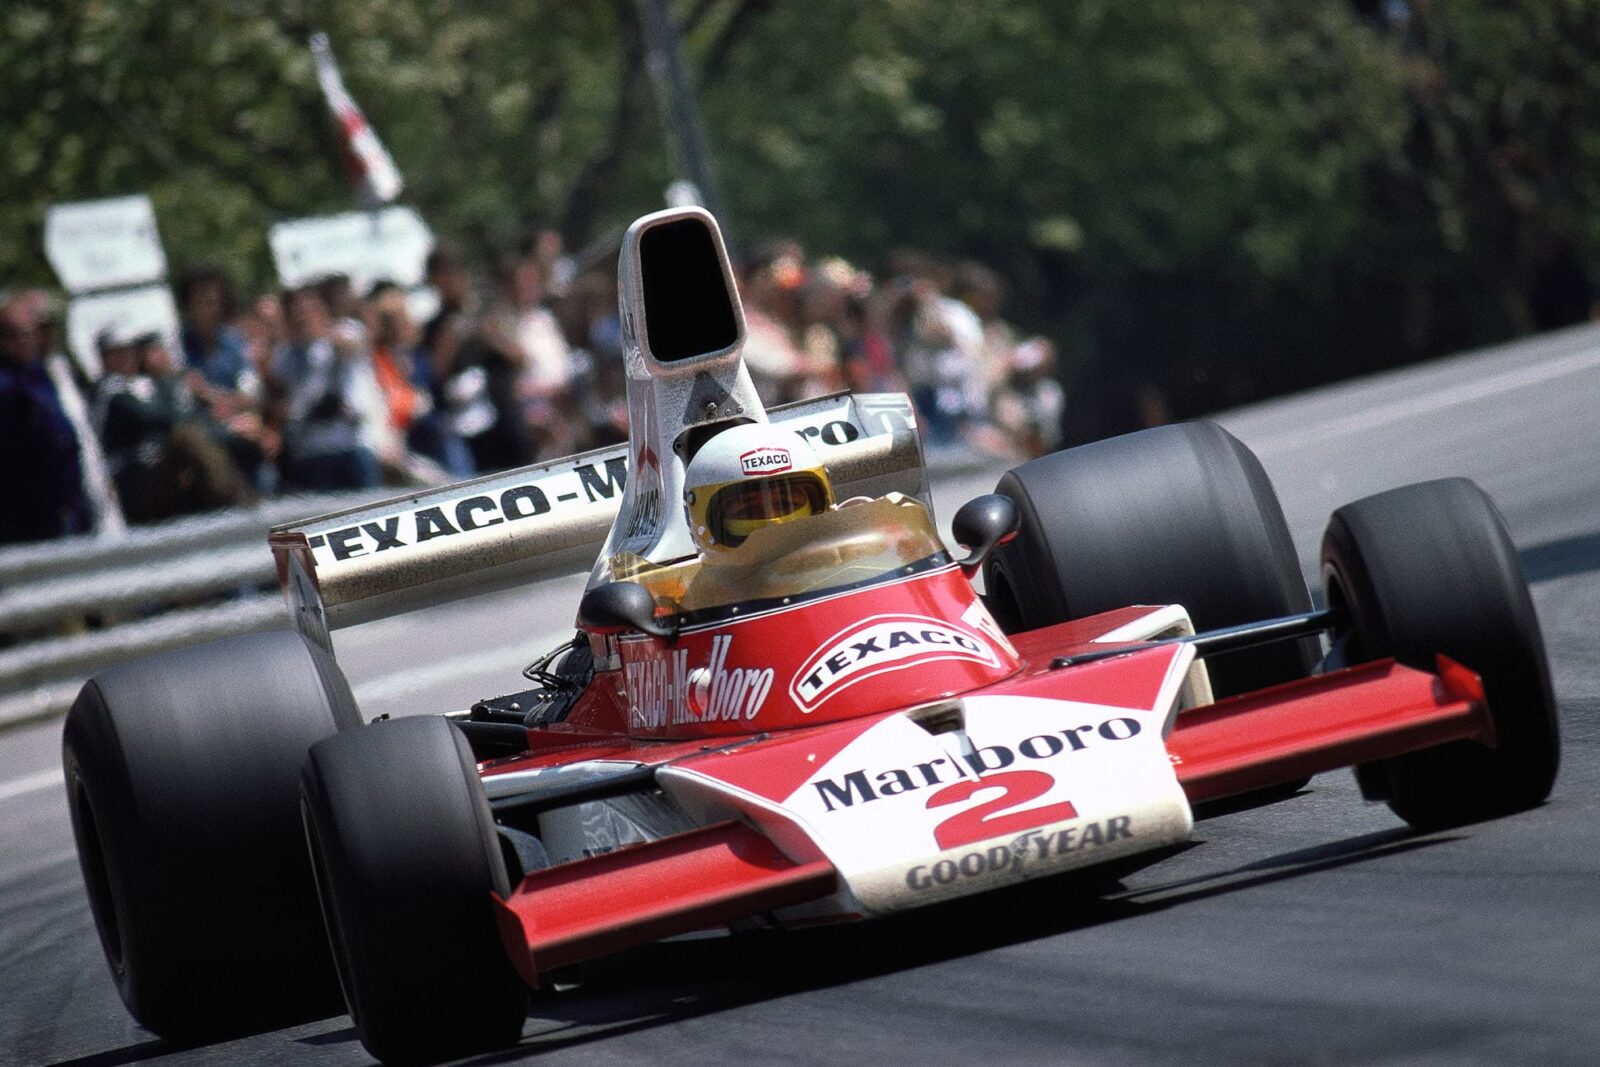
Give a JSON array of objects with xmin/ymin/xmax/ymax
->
[{"xmin": 270, "ymin": 392, "xmax": 926, "ymax": 650}]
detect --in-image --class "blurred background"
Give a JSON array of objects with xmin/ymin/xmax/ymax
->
[{"xmin": 5, "ymin": 0, "xmax": 1600, "ymax": 546}]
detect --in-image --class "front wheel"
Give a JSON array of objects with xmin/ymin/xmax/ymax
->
[
  {"xmin": 984, "ymin": 420, "xmax": 1317, "ymax": 698},
  {"xmin": 301, "ymin": 716, "xmax": 528, "ymax": 1065},
  {"xmin": 1321, "ymin": 478, "xmax": 1558, "ymax": 829},
  {"xmin": 62, "ymin": 630, "xmax": 357, "ymax": 1039}
]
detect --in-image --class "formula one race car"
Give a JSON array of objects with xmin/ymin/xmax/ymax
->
[{"xmin": 63, "ymin": 209, "xmax": 1559, "ymax": 1064}]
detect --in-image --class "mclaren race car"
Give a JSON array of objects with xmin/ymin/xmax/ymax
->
[{"xmin": 63, "ymin": 208, "xmax": 1559, "ymax": 1064}]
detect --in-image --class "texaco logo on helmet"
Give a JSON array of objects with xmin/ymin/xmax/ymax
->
[{"xmin": 738, "ymin": 447, "xmax": 792, "ymax": 476}]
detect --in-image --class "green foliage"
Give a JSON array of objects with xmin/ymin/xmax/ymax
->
[
  {"xmin": 704, "ymin": 2, "xmax": 1406, "ymax": 283},
  {"xmin": 0, "ymin": 0, "xmax": 635, "ymax": 289},
  {"xmin": 5, "ymin": 0, "xmax": 1600, "ymax": 427}
]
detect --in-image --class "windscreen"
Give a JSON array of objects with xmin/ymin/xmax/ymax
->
[
  {"xmin": 677, "ymin": 497, "xmax": 948, "ymax": 613},
  {"xmin": 639, "ymin": 218, "xmax": 739, "ymax": 363},
  {"xmin": 602, "ymin": 498, "xmax": 950, "ymax": 618}
]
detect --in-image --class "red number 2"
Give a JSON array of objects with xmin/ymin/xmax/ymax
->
[{"xmin": 926, "ymin": 769, "xmax": 1078, "ymax": 850}]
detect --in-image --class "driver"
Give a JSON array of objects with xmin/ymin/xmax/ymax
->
[{"xmin": 682, "ymin": 422, "xmax": 835, "ymax": 553}]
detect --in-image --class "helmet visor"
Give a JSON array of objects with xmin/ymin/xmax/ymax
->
[{"xmin": 709, "ymin": 474, "xmax": 829, "ymax": 546}]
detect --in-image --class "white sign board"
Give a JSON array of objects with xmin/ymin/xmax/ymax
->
[
  {"xmin": 269, "ymin": 206, "xmax": 433, "ymax": 293},
  {"xmin": 65, "ymin": 285, "xmax": 182, "ymax": 381},
  {"xmin": 45, "ymin": 196, "xmax": 169, "ymax": 294}
]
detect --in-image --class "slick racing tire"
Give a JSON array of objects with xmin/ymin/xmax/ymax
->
[
  {"xmin": 984, "ymin": 420, "xmax": 1317, "ymax": 698},
  {"xmin": 301, "ymin": 715, "xmax": 528, "ymax": 1065},
  {"xmin": 1321, "ymin": 478, "xmax": 1559, "ymax": 830},
  {"xmin": 61, "ymin": 629, "xmax": 358, "ymax": 1040}
]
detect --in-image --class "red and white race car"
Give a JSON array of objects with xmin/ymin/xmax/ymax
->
[{"xmin": 63, "ymin": 209, "xmax": 1559, "ymax": 1064}]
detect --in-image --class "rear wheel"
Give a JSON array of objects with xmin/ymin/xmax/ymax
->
[
  {"xmin": 984, "ymin": 420, "xmax": 1317, "ymax": 698},
  {"xmin": 1321, "ymin": 478, "xmax": 1558, "ymax": 829},
  {"xmin": 61, "ymin": 630, "xmax": 357, "ymax": 1039},
  {"xmin": 301, "ymin": 715, "xmax": 528, "ymax": 1065}
]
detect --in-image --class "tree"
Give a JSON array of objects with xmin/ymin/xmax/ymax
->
[
  {"xmin": 0, "ymin": 0, "xmax": 644, "ymax": 289},
  {"xmin": 699, "ymin": 2, "xmax": 1410, "ymax": 428},
  {"xmin": 6, "ymin": 0, "xmax": 1600, "ymax": 437}
]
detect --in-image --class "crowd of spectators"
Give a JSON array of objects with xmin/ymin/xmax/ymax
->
[
  {"xmin": 0, "ymin": 231, "xmax": 1063, "ymax": 545},
  {"xmin": 1, "ymin": 289, "xmax": 95, "ymax": 544}
]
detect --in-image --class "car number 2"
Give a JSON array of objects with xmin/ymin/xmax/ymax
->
[{"xmin": 925, "ymin": 769, "xmax": 1078, "ymax": 850}]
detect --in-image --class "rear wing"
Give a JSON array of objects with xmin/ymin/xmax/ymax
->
[{"xmin": 270, "ymin": 392, "xmax": 926, "ymax": 649}]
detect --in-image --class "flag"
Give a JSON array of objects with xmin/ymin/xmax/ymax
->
[{"xmin": 310, "ymin": 32, "xmax": 404, "ymax": 206}]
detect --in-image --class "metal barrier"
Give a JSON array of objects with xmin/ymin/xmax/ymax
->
[
  {"xmin": 0, "ymin": 596, "xmax": 286, "ymax": 729},
  {"xmin": 0, "ymin": 543, "xmax": 277, "ymax": 633},
  {"xmin": 0, "ymin": 492, "xmax": 373, "ymax": 585},
  {"xmin": 0, "ymin": 493, "xmax": 381, "ymax": 730}
]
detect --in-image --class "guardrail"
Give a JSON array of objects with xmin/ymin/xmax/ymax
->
[
  {"xmin": 0, "ymin": 493, "xmax": 372, "ymax": 586},
  {"xmin": 0, "ymin": 492, "xmax": 381, "ymax": 730},
  {"xmin": 0, "ymin": 596, "xmax": 287, "ymax": 729}
]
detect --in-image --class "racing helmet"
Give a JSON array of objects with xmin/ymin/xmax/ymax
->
[{"xmin": 683, "ymin": 423, "xmax": 834, "ymax": 552}]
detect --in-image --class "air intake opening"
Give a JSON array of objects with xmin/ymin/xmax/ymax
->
[{"xmin": 906, "ymin": 700, "xmax": 965, "ymax": 736}]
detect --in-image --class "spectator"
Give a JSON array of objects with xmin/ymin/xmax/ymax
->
[
  {"xmin": 561, "ymin": 271, "xmax": 629, "ymax": 447},
  {"xmin": 523, "ymin": 227, "xmax": 575, "ymax": 301},
  {"xmin": 368, "ymin": 281, "xmax": 474, "ymax": 478},
  {"xmin": 952, "ymin": 263, "xmax": 1015, "ymax": 409},
  {"xmin": 178, "ymin": 266, "xmax": 275, "ymax": 492},
  {"xmin": 317, "ymin": 274, "xmax": 368, "ymax": 355},
  {"xmin": 249, "ymin": 291, "xmax": 289, "ymax": 354},
  {"xmin": 992, "ymin": 336, "xmax": 1065, "ymax": 457},
  {"xmin": 837, "ymin": 280, "xmax": 902, "ymax": 395},
  {"xmin": 952, "ymin": 262, "xmax": 1026, "ymax": 457},
  {"xmin": 177, "ymin": 266, "xmax": 251, "ymax": 391},
  {"xmin": 737, "ymin": 245, "xmax": 810, "ymax": 403},
  {"xmin": 476, "ymin": 254, "xmax": 570, "ymax": 468},
  {"xmin": 421, "ymin": 245, "xmax": 498, "ymax": 450},
  {"xmin": 238, "ymin": 295, "xmax": 287, "ymax": 401},
  {"xmin": 298, "ymin": 280, "xmax": 441, "ymax": 486},
  {"xmin": 887, "ymin": 257, "xmax": 982, "ymax": 447},
  {"xmin": 0, "ymin": 292, "xmax": 93, "ymax": 543},
  {"xmin": 793, "ymin": 257, "xmax": 854, "ymax": 398},
  {"xmin": 237, "ymin": 295, "xmax": 289, "ymax": 482},
  {"xmin": 273, "ymin": 286, "xmax": 382, "ymax": 490},
  {"xmin": 92, "ymin": 328, "xmax": 254, "ymax": 523}
]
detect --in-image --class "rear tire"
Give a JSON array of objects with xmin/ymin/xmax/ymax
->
[
  {"xmin": 984, "ymin": 420, "xmax": 1317, "ymax": 697},
  {"xmin": 61, "ymin": 630, "xmax": 357, "ymax": 1039},
  {"xmin": 301, "ymin": 716, "xmax": 528, "ymax": 1065},
  {"xmin": 1321, "ymin": 478, "xmax": 1558, "ymax": 829}
]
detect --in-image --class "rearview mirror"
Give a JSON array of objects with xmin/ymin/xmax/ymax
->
[
  {"xmin": 951, "ymin": 494, "xmax": 1021, "ymax": 576},
  {"xmin": 578, "ymin": 581, "xmax": 677, "ymax": 640}
]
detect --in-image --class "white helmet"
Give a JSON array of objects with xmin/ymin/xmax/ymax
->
[{"xmin": 682, "ymin": 423, "xmax": 834, "ymax": 553}]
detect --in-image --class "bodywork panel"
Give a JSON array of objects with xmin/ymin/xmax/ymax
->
[{"xmin": 487, "ymin": 605, "xmax": 1496, "ymax": 986}]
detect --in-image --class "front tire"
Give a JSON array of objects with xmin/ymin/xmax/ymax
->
[
  {"xmin": 1321, "ymin": 478, "xmax": 1558, "ymax": 829},
  {"xmin": 61, "ymin": 630, "xmax": 358, "ymax": 1039},
  {"xmin": 301, "ymin": 716, "xmax": 528, "ymax": 1065},
  {"xmin": 984, "ymin": 420, "xmax": 1317, "ymax": 697}
]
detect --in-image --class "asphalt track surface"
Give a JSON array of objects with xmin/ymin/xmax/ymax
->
[{"xmin": 4, "ymin": 323, "xmax": 1599, "ymax": 1066}]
